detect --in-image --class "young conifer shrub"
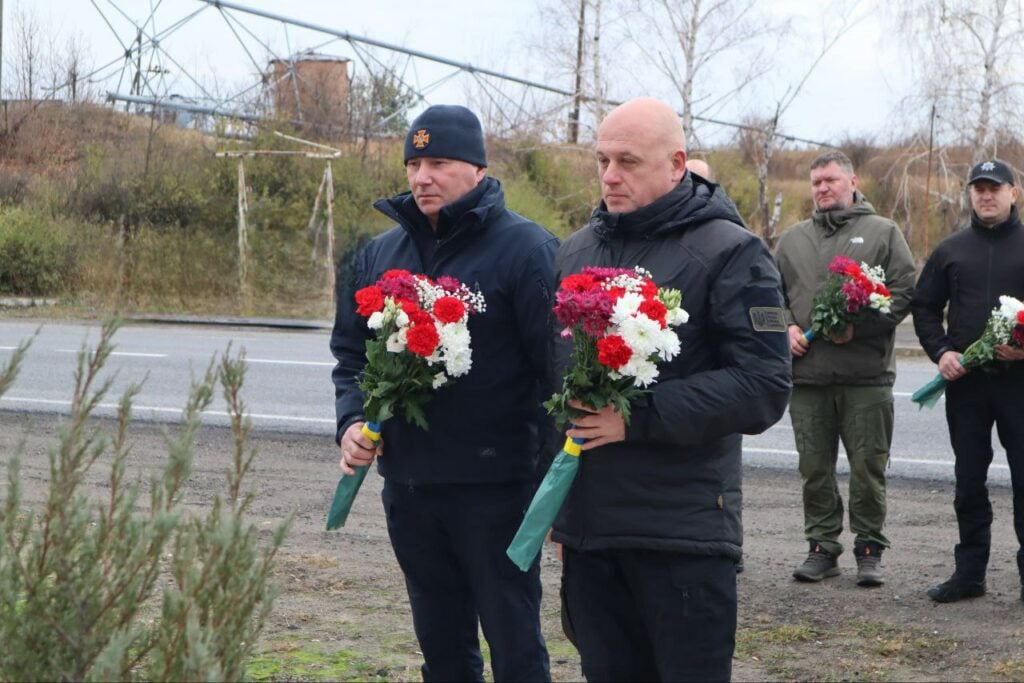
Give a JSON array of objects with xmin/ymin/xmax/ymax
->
[{"xmin": 0, "ymin": 320, "xmax": 290, "ymax": 681}]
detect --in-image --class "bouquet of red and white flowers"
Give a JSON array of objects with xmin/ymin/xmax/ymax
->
[
  {"xmin": 912, "ymin": 295, "xmax": 1024, "ymax": 409},
  {"xmin": 506, "ymin": 266, "xmax": 687, "ymax": 571},
  {"xmin": 327, "ymin": 269, "xmax": 485, "ymax": 529},
  {"xmin": 806, "ymin": 255, "xmax": 892, "ymax": 342}
]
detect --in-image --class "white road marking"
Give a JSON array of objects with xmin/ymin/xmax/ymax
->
[
  {"xmin": 742, "ymin": 446, "xmax": 1008, "ymax": 471},
  {"xmin": 246, "ymin": 358, "xmax": 335, "ymax": 367},
  {"xmin": 54, "ymin": 349, "xmax": 167, "ymax": 358},
  {"xmin": 0, "ymin": 396, "xmax": 334, "ymax": 424}
]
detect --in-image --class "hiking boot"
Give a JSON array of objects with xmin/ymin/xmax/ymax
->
[
  {"xmin": 793, "ymin": 541, "xmax": 840, "ymax": 582},
  {"xmin": 854, "ymin": 541, "xmax": 884, "ymax": 587},
  {"xmin": 927, "ymin": 575, "xmax": 986, "ymax": 603}
]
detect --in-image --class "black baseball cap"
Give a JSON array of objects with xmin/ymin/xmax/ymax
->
[{"xmin": 967, "ymin": 159, "xmax": 1015, "ymax": 186}]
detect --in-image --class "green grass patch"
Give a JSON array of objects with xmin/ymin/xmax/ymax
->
[{"xmin": 247, "ymin": 641, "xmax": 398, "ymax": 682}]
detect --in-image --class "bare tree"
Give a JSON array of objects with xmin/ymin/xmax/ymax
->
[
  {"xmin": 895, "ymin": 0, "xmax": 1024, "ymax": 164},
  {"xmin": 7, "ymin": 5, "xmax": 44, "ymax": 101},
  {"xmin": 624, "ymin": 0, "xmax": 790, "ymax": 146},
  {"xmin": 742, "ymin": 8, "xmax": 862, "ymax": 246}
]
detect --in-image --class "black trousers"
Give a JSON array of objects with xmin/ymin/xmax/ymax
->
[
  {"xmin": 945, "ymin": 371, "xmax": 1024, "ymax": 581},
  {"xmin": 382, "ymin": 480, "xmax": 550, "ymax": 682},
  {"xmin": 561, "ymin": 547, "xmax": 736, "ymax": 682}
]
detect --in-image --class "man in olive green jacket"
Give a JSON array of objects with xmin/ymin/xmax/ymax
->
[{"xmin": 775, "ymin": 151, "xmax": 916, "ymax": 587}]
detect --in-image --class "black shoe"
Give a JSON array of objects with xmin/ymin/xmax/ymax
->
[
  {"xmin": 927, "ymin": 576, "xmax": 986, "ymax": 603},
  {"xmin": 854, "ymin": 541, "xmax": 885, "ymax": 587},
  {"xmin": 793, "ymin": 541, "xmax": 840, "ymax": 582}
]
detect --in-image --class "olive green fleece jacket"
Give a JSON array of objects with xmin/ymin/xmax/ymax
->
[{"xmin": 774, "ymin": 193, "xmax": 916, "ymax": 386}]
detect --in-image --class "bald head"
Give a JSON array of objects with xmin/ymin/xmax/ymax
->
[
  {"xmin": 685, "ymin": 158, "xmax": 713, "ymax": 181},
  {"xmin": 596, "ymin": 97, "xmax": 687, "ymax": 213}
]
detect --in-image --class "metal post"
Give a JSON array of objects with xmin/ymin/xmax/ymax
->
[
  {"xmin": 922, "ymin": 103, "xmax": 936, "ymax": 258},
  {"xmin": 569, "ymin": 0, "xmax": 586, "ymax": 144},
  {"xmin": 237, "ymin": 159, "xmax": 249, "ymax": 293}
]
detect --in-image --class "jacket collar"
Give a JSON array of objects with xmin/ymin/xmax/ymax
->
[
  {"xmin": 970, "ymin": 204, "xmax": 1021, "ymax": 236},
  {"xmin": 374, "ymin": 176, "xmax": 504, "ymax": 241},
  {"xmin": 811, "ymin": 191, "xmax": 877, "ymax": 235}
]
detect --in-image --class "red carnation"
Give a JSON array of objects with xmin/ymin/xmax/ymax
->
[
  {"xmin": 407, "ymin": 307, "xmax": 434, "ymax": 327},
  {"xmin": 1014, "ymin": 327, "xmax": 1024, "ymax": 347},
  {"xmin": 406, "ymin": 321, "xmax": 440, "ymax": 356},
  {"xmin": 640, "ymin": 279, "xmax": 659, "ymax": 298},
  {"xmin": 561, "ymin": 273, "xmax": 599, "ymax": 293},
  {"xmin": 828, "ymin": 255, "xmax": 857, "ymax": 275},
  {"xmin": 607, "ymin": 287, "xmax": 627, "ymax": 301},
  {"xmin": 355, "ymin": 286, "xmax": 385, "ymax": 317},
  {"xmin": 596, "ymin": 334, "xmax": 633, "ymax": 370},
  {"xmin": 639, "ymin": 298, "xmax": 668, "ymax": 328},
  {"xmin": 433, "ymin": 296, "xmax": 466, "ymax": 324},
  {"xmin": 382, "ymin": 269, "xmax": 412, "ymax": 279},
  {"xmin": 1018, "ymin": 310, "xmax": 1024, "ymax": 325},
  {"xmin": 875, "ymin": 283, "xmax": 891, "ymax": 297}
]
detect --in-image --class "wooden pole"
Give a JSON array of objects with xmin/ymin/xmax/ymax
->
[
  {"xmin": 325, "ymin": 161, "xmax": 336, "ymax": 299},
  {"xmin": 237, "ymin": 159, "xmax": 249, "ymax": 295}
]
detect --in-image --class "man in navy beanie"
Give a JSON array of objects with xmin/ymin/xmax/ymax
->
[{"xmin": 331, "ymin": 104, "xmax": 556, "ymax": 681}]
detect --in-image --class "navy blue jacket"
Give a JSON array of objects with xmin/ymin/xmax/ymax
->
[
  {"xmin": 550, "ymin": 174, "xmax": 792, "ymax": 560},
  {"xmin": 330, "ymin": 177, "xmax": 559, "ymax": 486}
]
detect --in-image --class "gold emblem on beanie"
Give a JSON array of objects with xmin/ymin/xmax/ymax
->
[{"xmin": 412, "ymin": 129, "xmax": 430, "ymax": 149}]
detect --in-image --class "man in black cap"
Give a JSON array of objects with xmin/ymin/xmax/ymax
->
[
  {"xmin": 913, "ymin": 158, "xmax": 1024, "ymax": 603},
  {"xmin": 330, "ymin": 104, "xmax": 556, "ymax": 680}
]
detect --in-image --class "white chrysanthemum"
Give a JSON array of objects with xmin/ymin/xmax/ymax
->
[
  {"xmin": 654, "ymin": 328, "xmax": 681, "ymax": 361},
  {"xmin": 998, "ymin": 295, "xmax": 1024, "ymax": 320},
  {"xmin": 615, "ymin": 314, "xmax": 662, "ymax": 358},
  {"xmin": 622, "ymin": 357, "xmax": 659, "ymax": 387},
  {"xmin": 666, "ymin": 306, "xmax": 690, "ymax": 327},
  {"xmin": 432, "ymin": 372, "xmax": 448, "ymax": 389},
  {"xmin": 367, "ymin": 311, "xmax": 385, "ymax": 330},
  {"xmin": 610, "ymin": 292, "xmax": 644, "ymax": 326},
  {"xmin": 386, "ymin": 328, "xmax": 407, "ymax": 353}
]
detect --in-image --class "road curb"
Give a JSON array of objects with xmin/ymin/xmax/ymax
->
[{"xmin": 126, "ymin": 314, "xmax": 332, "ymax": 331}]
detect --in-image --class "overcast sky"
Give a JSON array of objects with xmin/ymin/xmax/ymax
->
[{"xmin": 15, "ymin": 0, "xmax": 915, "ymax": 148}]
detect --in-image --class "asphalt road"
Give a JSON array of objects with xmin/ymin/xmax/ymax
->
[{"xmin": 0, "ymin": 319, "xmax": 1010, "ymax": 484}]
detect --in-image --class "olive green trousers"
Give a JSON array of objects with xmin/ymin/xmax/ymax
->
[{"xmin": 790, "ymin": 384, "xmax": 894, "ymax": 556}]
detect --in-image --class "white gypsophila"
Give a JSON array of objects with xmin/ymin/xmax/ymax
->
[
  {"xmin": 432, "ymin": 372, "xmax": 448, "ymax": 389},
  {"xmin": 386, "ymin": 328, "xmax": 407, "ymax": 353},
  {"xmin": 610, "ymin": 292, "xmax": 644, "ymax": 326},
  {"xmin": 655, "ymin": 328, "xmax": 682, "ymax": 361},
  {"xmin": 603, "ymin": 270, "xmax": 647, "ymax": 294},
  {"xmin": 869, "ymin": 293, "xmax": 892, "ymax": 314},
  {"xmin": 860, "ymin": 262, "xmax": 887, "ymax": 287},
  {"xmin": 998, "ymin": 295, "xmax": 1024, "ymax": 320},
  {"xmin": 367, "ymin": 311, "xmax": 385, "ymax": 330},
  {"xmin": 615, "ymin": 313, "xmax": 663, "ymax": 358}
]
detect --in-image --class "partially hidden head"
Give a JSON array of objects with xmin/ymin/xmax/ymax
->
[
  {"xmin": 596, "ymin": 97, "xmax": 687, "ymax": 213},
  {"xmin": 403, "ymin": 104, "xmax": 487, "ymax": 225},
  {"xmin": 810, "ymin": 150, "xmax": 858, "ymax": 212}
]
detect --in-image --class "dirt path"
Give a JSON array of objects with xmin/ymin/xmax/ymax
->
[{"xmin": 2, "ymin": 411, "xmax": 1023, "ymax": 681}]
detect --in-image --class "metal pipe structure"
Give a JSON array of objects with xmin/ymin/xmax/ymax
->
[
  {"xmin": 199, "ymin": 0, "xmax": 836, "ymax": 148},
  {"xmin": 106, "ymin": 91, "xmax": 263, "ymax": 122}
]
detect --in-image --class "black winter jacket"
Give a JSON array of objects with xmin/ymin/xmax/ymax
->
[
  {"xmin": 330, "ymin": 177, "xmax": 559, "ymax": 486},
  {"xmin": 550, "ymin": 174, "xmax": 792, "ymax": 560},
  {"xmin": 912, "ymin": 206, "xmax": 1024, "ymax": 375}
]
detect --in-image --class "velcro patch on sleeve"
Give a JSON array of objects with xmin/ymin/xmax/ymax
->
[{"xmin": 749, "ymin": 306, "xmax": 787, "ymax": 333}]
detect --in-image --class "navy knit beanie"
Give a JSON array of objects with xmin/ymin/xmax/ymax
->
[{"xmin": 404, "ymin": 105, "xmax": 487, "ymax": 167}]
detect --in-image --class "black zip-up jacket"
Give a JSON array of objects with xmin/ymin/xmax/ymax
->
[
  {"xmin": 550, "ymin": 174, "xmax": 792, "ymax": 560},
  {"xmin": 912, "ymin": 206, "xmax": 1024, "ymax": 375},
  {"xmin": 330, "ymin": 177, "xmax": 559, "ymax": 486}
]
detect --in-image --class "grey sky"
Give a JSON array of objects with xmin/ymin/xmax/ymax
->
[{"xmin": 16, "ymin": 0, "xmax": 913, "ymax": 147}]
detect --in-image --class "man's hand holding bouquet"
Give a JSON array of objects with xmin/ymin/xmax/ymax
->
[
  {"xmin": 327, "ymin": 269, "xmax": 485, "ymax": 529},
  {"xmin": 506, "ymin": 266, "xmax": 688, "ymax": 571},
  {"xmin": 912, "ymin": 295, "xmax": 1024, "ymax": 409}
]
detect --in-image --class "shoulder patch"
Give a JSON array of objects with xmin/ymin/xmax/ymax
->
[{"xmin": 749, "ymin": 306, "xmax": 787, "ymax": 333}]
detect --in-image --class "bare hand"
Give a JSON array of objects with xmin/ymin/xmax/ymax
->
[
  {"xmin": 788, "ymin": 324, "xmax": 809, "ymax": 357},
  {"xmin": 565, "ymin": 400, "xmax": 626, "ymax": 450},
  {"xmin": 829, "ymin": 324, "xmax": 854, "ymax": 345},
  {"xmin": 339, "ymin": 421, "xmax": 381, "ymax": 475},
  {"xmin": 938, "ymin": 350, "xmax": 967, "ymax": 381},
  {"xmin": 995, "ymin": 344, "xmax": 1024, "ymax": 362}
]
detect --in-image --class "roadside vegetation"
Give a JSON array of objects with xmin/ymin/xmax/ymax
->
[{"xmin": 3, "ymin": 103, "xmax": 1019, "ymax": 319}]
